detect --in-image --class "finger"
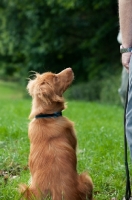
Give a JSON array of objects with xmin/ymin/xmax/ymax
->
[{"xmin": 122, "ymin": 53, "xmax": 131, "ymax": 66}]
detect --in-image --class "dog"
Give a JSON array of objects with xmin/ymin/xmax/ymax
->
[{"xmin": 19, "ymin": 68, "xmax": 93, "ymax": 200}]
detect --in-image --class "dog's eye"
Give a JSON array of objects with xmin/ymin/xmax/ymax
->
[
  {"xmin": 40, "ymin": 81, "xmax": 45, "ymax": 85},
  {"xmin": 53, "ymin": 76, "xmax": 58, "ymax": 82}
]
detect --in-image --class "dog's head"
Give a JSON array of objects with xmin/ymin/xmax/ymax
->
[{"xmin": 27, "ymin": 68, "xmax": 74, "ymax": 105}]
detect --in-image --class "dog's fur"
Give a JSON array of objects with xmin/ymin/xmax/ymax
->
[{"xmin": 19, "ymin": 68, "xmax": 93, "ymax": 200}]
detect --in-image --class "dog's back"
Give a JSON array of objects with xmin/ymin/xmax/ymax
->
[{"xmin": 29, "ymin": 117, "xmax": 76, "ymax": 198}]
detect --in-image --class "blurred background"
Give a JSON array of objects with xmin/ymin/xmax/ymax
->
[{"xmin": 0, "ymin": 0, "xmax": 122, "ymax": 104}]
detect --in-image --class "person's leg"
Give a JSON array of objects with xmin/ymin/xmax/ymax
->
[{"xmin": 126, "ymin": 56, "xmax": 132, "ymax": 158}]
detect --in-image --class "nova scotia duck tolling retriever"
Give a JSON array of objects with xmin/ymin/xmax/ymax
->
[{"xmin": 19, "ymin": 68, "xmax": 93, "ymax": 200}]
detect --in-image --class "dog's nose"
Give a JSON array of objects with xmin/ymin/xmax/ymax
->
[
  {"xmin": 66, "ymin": 67, "xmax": 72, "ymax": 72},
  {"xmin": 58, "ymin": 68, "xmax": 73, "ymax": 76}
]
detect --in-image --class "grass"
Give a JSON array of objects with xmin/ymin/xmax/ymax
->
[{"xmin": 0, "ymin": 81, "xmax": 131, "ymax": 200}]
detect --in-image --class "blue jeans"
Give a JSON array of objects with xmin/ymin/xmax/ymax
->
[{"xmin": 126, "ymin": 56, "xmax": 132, "ymax": 158}]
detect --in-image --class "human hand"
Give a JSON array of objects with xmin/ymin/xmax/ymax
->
[{"xmin": 122, "ymin": 52, "xmax": 131, "ymax": 72}]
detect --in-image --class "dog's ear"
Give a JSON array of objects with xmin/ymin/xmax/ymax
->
[
  {"xmin": 38, "ymin": 83, "xmax": 64, "ymax": 104},
  {"xmin": 27, "ymin": 79, "xmax": 36, "ymax": 97}
]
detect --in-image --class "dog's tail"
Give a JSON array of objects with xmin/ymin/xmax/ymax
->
[
  {"xmin": 19, "ymin": 184, "xmax": 37, "ymax": 200},
  {"xmin": 77, "ymin": 172, "xmax": 94, "ymax": 200}
]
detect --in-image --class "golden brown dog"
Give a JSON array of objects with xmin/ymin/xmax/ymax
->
[{"xmin": 19, "ymin": 68, "xmax": 93, "ymax": 200}]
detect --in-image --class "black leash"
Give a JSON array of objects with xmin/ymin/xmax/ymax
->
[{"xmin": 124, "ymin": 81, "xmax": 131, "ymax": 200}]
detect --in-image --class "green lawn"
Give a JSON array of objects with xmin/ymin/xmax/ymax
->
[{"xmin": 0, "ymin": 81, "xmax": 131, "ymax": 200}]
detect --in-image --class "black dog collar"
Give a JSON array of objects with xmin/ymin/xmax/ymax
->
[{"xmin": 35, "ymin": 111, "xmax": 62, "ymax": 119}]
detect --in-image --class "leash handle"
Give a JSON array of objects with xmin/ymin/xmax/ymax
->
[{"xmin": 124, "ymin": 81, "xmax": 131, "ymax": 199}]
